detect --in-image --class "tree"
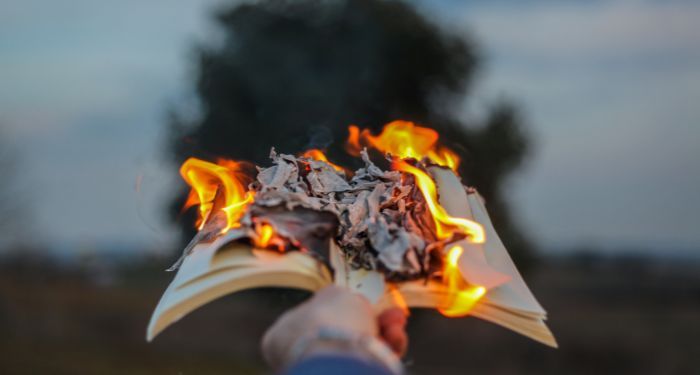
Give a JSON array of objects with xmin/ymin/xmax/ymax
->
[{"xmin": 167, "ymin": 0, "xmax": 534, "ymax": 266}]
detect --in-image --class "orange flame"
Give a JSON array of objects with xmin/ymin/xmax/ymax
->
[
  {"xmin": 254, "ymin": 223, "xmax": 275, "ymax": 249},
  {"xmin": 388, "ymin": 285, "xmax": 410, "ymax": 316},
  {"xmin": 301, "ymin": 149, "xmax": 345, "ymax": 173},
  {"xmin": 393, "ymin": 160, "xmax": 484, "ymax": 243},
  {"xmin": 438, "ymin": 246, "xmax": 486, "ymax": 317},
  {"xmin": 345, "ymin": 124, "xmax": 361, "ymax": 155},
  {"xmin": 394, "ymin": 158, "xmax": 486, "ymax": 316},
  {"xmin": 346, "ymin": 121, "xmax": 460, "ymax": 171},
  {"xmin": 180, "ymin": 157, "xmax": 254, "ymax": 232}
]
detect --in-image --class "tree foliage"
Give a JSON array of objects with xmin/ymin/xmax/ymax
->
[{"xmin": 167, "ymin": 0, "xmax": 534, "ymax": 264}]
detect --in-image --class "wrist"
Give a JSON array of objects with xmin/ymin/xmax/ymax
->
[
  {"xmin": 285, "ymin": 326, "xmax": 403, "ymax": 374},
  {"xmin": 303, "ymin": 340, "xmax": 372, "ymax": 360}
]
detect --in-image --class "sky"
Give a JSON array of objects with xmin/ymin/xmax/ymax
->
[{"xmin": 0, "ymin": 0, "xmax": 698, "ymax": 255}]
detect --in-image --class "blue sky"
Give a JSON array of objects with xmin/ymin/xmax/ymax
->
[{"xmin": 1, "ymin": 0, "xmax": 699, "ymax": 255}]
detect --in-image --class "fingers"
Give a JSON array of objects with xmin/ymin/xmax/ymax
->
[
  {"xmin": 378, "ymin": 308, "xmax": 409, "ymax": 356},
  {"xmin": 262, "ymin": 286, "xmax": 410, "ymax": 371},
  {"xmin": 379, "ymin": 307, "xmax": 407, "ymax": 326},
  {"xmin": 315, "ymin": 285, "xmax": 372, "ymax": 308}
]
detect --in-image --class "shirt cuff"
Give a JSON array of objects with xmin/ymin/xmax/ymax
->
[{"xmin": 280, "ymin": 354, "xmax": 396, "ymax": 375}]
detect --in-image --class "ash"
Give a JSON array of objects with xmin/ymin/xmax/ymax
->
[{"xmin": 175, "ymin": 148, "xmax": 466, "ymax": 281}]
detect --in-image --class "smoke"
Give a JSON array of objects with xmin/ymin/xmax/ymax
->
[{"xmin": 304, "ymin": 125, "xmax": 335, "ymax": 151}]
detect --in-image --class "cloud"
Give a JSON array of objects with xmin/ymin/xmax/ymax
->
[
  {"xmin": 1, "ymin": 0, "xmax": 698, "ymax": 252},
  {"xmin": 452, "ymin": 1, "xmax": 700, "ymax": 61},
  {"xmin": 0, "ymin": 0, "xmax": 228, "ymax": 247},
  {"xmin": 0, "ymin": 0, "xmax": 225, "ymax": 137},
  {"xmin": 420, "ymin": 0, "xmax": 700, "ymax": 250}
]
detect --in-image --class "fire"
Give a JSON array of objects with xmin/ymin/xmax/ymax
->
[
  {"xmin": 393, "ymin": 158, "xmax": 485, "ymax": 316},
  {"xmin": 301, "ymin": 149, "xmax": 345, "ymax": 173},
  {"xmin": 346, "ymin": 121, "xmax": 460, "ymax": 171},
  {"xmin": 180, "ymin": 157, "xmax": 254, "ymax": 232},
  {"xmin": 345, "ymin": 124, "xmax": 361, "ymax": 155},
  {"xmin": 439, "ymin": 246, "xmax": 486, "ymax": 317},
  {"xmin": 254, "ymin": 223, "xmax": 275, "ymax": 249},
  {"xmin": 252, "ymin": 221, "xmax": 287, "ymax": 252},
  {"xmin": 178, "ymin": 122, "xmax": 487, "ymax": 317},
  {"xmin": 393, "ymin": 160, "xmax": 485, "ymax": 243},
  {"xmin": 388, "ymin": 285, "xmax": 410, "ymax": 316}
]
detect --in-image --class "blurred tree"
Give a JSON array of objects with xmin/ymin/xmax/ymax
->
[{"xmin": 167, "ymin": 0, "xmax": 534, "ymax": 266}]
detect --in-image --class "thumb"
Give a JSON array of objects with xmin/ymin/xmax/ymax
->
[{"xmin": 378, "ymin": 308, "xmax": 408, "ymax": 356}]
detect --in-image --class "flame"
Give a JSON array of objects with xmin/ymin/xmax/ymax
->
[
  {"xmin": 393, "ymin": 159, "xmax": 485, "ymax": 316},
  {"xmin": 388, "ymin": 285, "xmax": 410, "ymax": 316},
  {"xmin": 252, "ymin": 222, "xmax": 286, "ymax": 252},
  {"xmin": 346, "ymin": 121, "xmax": 460, "ymax": 170},
  {"xmin": 179, "ymin": 157, "xmax": 254, "ymax": 232},
  {"xmin": 439, "ymin": 246, "xmax": 486, "ymax": 317},
  {"xmin": 345, "ymin": 124, "xmax": 361, "ymax": 156},
  {"xmin": 254, "ymin": 223, "xmax": 275, "ymax": 249},
  {"xmin": 301, "ymin": 149, "xmax": 345, "ymax": 173},
  {"xmin": 393, "ymin": 160, "xmax": 484, "ymax": 243}
]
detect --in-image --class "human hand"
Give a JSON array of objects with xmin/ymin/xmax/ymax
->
[{"xmin": 261, "ymin": 286, "xmax": 408, "ymax": 372}]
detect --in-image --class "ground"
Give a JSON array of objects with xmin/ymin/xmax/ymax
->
[{"xmin": 0, "ymin": 254, "xmax": 698, "ymax": 374}]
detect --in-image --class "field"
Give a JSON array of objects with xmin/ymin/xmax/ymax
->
[{"xmin": 1, "ymin": 253, "xmax": 698, "ymax": 374}]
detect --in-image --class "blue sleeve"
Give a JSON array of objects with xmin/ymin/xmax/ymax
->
[{"xmin": 281, "ymin": 354, "xmax": 395, "ymax": 375}]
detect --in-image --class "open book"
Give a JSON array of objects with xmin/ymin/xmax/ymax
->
[{"xmin": 147, "ymin": 167, "xmax": 556, "ymax": 348}]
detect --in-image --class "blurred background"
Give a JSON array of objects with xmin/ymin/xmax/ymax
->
[{"xmin": 1, "ymin": 0, "xmax": 699, "ymax": 373}]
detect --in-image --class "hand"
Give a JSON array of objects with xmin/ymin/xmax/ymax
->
[
  {"xmin": 261, "ymin": 286, "xmax": 408, "ymax": 370},
  {"xmin": 378, "ymin": 307, "xmax": 409, "ymax": 356}
]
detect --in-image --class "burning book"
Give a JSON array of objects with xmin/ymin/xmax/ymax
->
[{"xmin": 147, "ymin": 121, "xmax": 557, "ymax": 348}]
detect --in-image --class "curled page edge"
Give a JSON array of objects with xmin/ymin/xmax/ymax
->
[{"xmin": 429, "ymin": 166, "xmax": 511, "ymax": 290}]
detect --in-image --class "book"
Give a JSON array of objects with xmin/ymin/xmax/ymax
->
[{"xmin": 147, "ymin": 168, "xmax": 557, "ymax": 348}]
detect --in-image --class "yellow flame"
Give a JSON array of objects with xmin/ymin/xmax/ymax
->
[
  {"xmin": 254, "ymin": 223, "xmax": 275, "ymax": 249},
  {"xmin": 301, "ymin": 149, "xmax": 345, "ymax": 173},
  {"xmin": 438, "ymin": 246, "xmax": 486, "ymax": 317},
  {"xmin": 393, "ymin": 160, "xmax": 484, "ymax": 243},
  {"xmin": 346, "ymin": 121, "xmax": 460, "ymax": 171},
  {"xmin": 179, "ymin": 157, "xmax": 253, "ymax": 232}
]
